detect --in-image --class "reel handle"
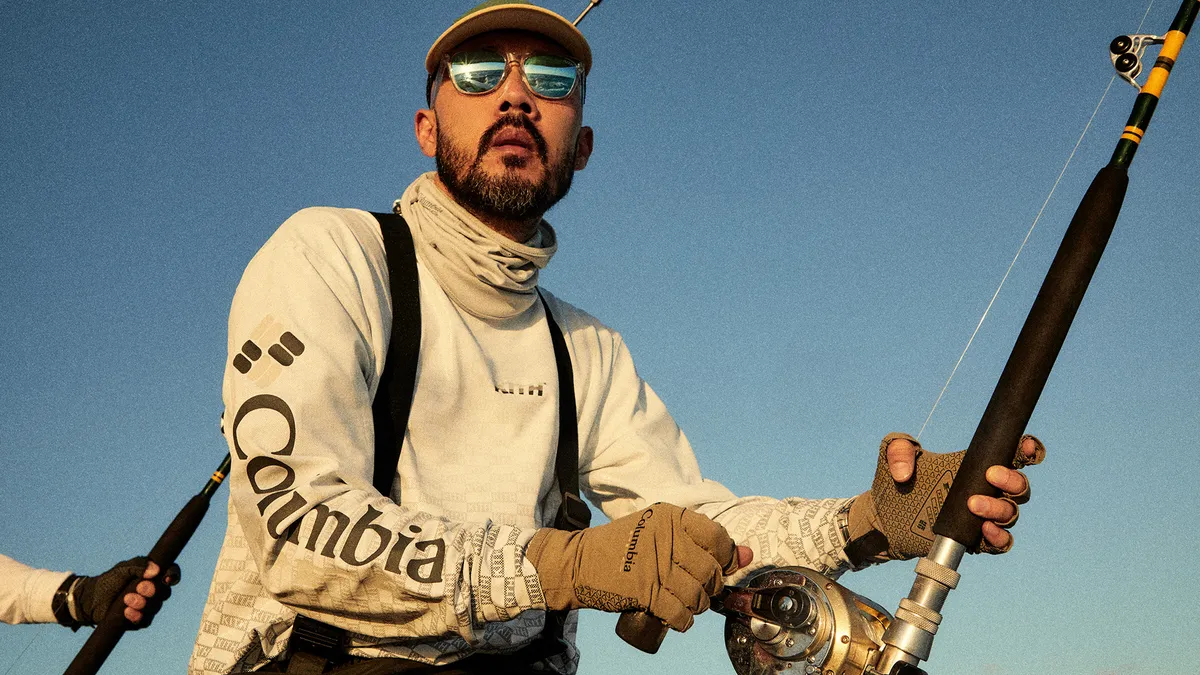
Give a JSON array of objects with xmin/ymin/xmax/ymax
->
[{"xmin": 615, "ymin": 609, "xmax": 668, "ymax": 654}]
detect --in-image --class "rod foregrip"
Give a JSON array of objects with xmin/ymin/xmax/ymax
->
[
  {"xmin": 147, "ymin": 493, "xmax": 212, "ymax": 564},
  {"xmin": 615, "ymin": 609, "xmax": 669, "ymax": 654},
  {"xmin": 62, "ymin": 597, "xmax": 134, "ymax": 675},
  {"xmin": 932, "ymin": 164, "xmax": 1128, "ymax": 546},
  {"xmin": 63, "ymin": 457, "xmax": 229, "ymax": 675},
  {"xmin": 64, "ymin": 494, "xmax": 213, "ymax": 675}
]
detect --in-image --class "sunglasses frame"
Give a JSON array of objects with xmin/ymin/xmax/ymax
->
[{"xmin": 431, "ymin": 50, "xmax": 586, "ymax": 104}]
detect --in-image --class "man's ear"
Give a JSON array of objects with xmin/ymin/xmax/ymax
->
[
  {"xmin": 574, "ymin": 126, "xmax": 594, "ymax": 171},
  {"xmin": 414, "ymin": 108, "xmax": 437, "ymax": 158}
]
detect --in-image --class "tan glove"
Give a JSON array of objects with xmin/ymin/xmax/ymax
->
[
  {"xmin": 844, "ymin": 432, "xmax": 1045, "ymax": 566},
  {"xmin": 526, "ymin": 502, "xmax": 738, "ymax": 632}
]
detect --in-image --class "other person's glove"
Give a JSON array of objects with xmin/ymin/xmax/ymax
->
[
  {"xmin": 72, "ymin": 557, "xmax": 180, "ymax": 628},
  {"xmin": 527, "ymin": 503, "xmax": 739, "ymax": 632},
  {"xmin": 844, "ymin": 432, "xmax": 1045, "ymax": 567}
]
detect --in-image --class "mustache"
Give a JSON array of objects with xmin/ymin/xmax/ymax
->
[{"xmin": 476, "ymin": 115, "xmax": 549, "ymax": 162}]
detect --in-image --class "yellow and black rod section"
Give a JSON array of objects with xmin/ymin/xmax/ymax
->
[
  {"xmin": 64, "ymin": 454, "xmax": 233, "ymax": 675},
  {"xmin": 1112, "ymin": 1, "xmax": 1198, "ymax": 168},
  {"xmin": 877, "ymin": 2, "xmax": 1196, "ymax": 673}
]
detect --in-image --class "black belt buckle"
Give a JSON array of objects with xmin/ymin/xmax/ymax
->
[
  {"xmin": 287, "ymin": 614, "xmax": 346, "ymax": 663},
  {"xmin": 553, "ymin": 492, "xmax": 592, "ymax": 531}
]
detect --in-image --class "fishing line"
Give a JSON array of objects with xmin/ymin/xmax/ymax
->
[
  {"xmin": 916, "ymin": 0, "xmax": 1157, "ymax": 442},
  {"xmin": 2, "ymin": 633, "xmax": 39, "ymax": 675}
]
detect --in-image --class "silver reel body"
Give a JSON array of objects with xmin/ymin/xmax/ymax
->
[{"xmin": 722, "ymin": 567, "xmax": 896, "ymax": 675}]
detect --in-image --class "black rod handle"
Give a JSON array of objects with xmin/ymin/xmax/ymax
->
[
  {"xmin": 933, "ymin": 165, "xmax": 1128, "ymax": 546},
  {"xmin": 63, "ymin": 455, "xmax": 231, "ymax": 675}
]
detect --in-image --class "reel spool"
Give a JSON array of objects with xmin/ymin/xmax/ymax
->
[{"xmin": 721, "ymin": 567, "xmax": 920, "ymax": 675}]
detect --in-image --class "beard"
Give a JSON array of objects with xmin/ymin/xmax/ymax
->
[{"xmin": 436, "ymin": 114, "xmax": 576, "ymax": 223}]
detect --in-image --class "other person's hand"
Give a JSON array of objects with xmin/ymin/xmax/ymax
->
[
  {"xmin": 527, "ymin": 503, "xmax": 751, "ymax": 632},
  {"xmin": 73, "ymin": 557, "xmax": 181, "ymax": 628},
  {"xmin": 844, "ymin": 432, "xmax": 1044, "ymax": 566}
]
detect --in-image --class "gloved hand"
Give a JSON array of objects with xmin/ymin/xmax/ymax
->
[
  {"xmin": 844, "ymin": 432, "xmax": 1045, "ymax": 566},
  {"xmin": 72, "ymin": 557, "xmax": 180, "ymax": 628},
  {"xmin": 527, "ymin": 503, "xmax": 739, "ymax": 632}
]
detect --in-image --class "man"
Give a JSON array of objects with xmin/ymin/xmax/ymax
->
[
  {"xmin": 0, "ymin": 553, "xmax": 177, "ymax": 628},
  {"xmin": 190, "ymin": 3, "xmax": 1041, "ymax": 674}
]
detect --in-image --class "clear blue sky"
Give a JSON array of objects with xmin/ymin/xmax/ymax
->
[{"xmin": 2, "ymin": 1, "xmax": 1197, "ymax": 674}]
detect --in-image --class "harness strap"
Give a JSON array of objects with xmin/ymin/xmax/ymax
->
[
  {"xmin": 539, "ymin": 291, "xmax": 592, "ymax": 532},
  {"xmin": 370, "ymin": 212, "xmax": 421, "ymax": 497},
  {"xmin": 339, "ymin": 211, "xmax": 590, "ymax": 664}
]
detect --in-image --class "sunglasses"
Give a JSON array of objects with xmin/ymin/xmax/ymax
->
[{"xmin": 437, "ymin": 50, "xmax": 585, "ymax": 102}]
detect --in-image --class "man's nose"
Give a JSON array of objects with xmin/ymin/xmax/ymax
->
[{"xmin": 496, "ymin": 64, "xmax": 539, "ymax": 117}]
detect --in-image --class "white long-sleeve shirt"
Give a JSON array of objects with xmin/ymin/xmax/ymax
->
[
  {"xmin": 190, "ymin": 207, "xmax": 851, "ymax": 674},
  {"xmin": 0, "ymin": 554, "xmax": 70, "ymax": 625}
]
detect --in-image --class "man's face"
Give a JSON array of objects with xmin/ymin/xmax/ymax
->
[{"xmin": 415, "ymin": 31, "xmax": 593, "ymax": 225}]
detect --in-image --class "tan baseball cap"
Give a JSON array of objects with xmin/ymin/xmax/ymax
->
[{"xmin": 426, "ymin": 1, "xmax": 592, "ymax": 75}]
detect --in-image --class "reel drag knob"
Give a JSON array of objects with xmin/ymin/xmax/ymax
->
[{"xmin": 751, "ymin": 586, "xmax": 814, "ymax": 631}]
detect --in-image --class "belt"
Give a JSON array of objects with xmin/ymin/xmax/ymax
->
[{"xmin": 269, "ymin": 615, "xmax": 564, "ymax": 675}]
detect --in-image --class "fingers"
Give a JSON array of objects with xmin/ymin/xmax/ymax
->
[
  {"xmin": 678, "ymin": 509, "xmax": 736, "ymax": 573},
  {"xmin": 653, "ymin": 567, "xmax": 708, "ymax": 632},
  {"xmin": 1004, "ymin": 469, "xmax": 1031, "ymax": 504},
  {"xmin": 123, "ymin": 591, "xmax": 148, "ymax": 626},
  {"xmin": 735, "ymin": 545, "xmax": 754, "ymax": 570},
  {"xmin": 885, "ymin": 437, "xmax": 919, "ymax": 482},
  {"xmin": 976, "ymin": 458, "xmax": 1033, "ymax": 555},
  {"xmin": 985, "ymin": 465, "xmax": 1028, "ymax": 496},
  {"xmin": 673, "ymin": 533, "xmax": 725, "ymax": 596},
  {"xmin": 980, "ymin": 522, "xmax": 1014, "ymax": 554},
  {"xmin": 125, "ymin": 591, "xmax": 148, "ymax": 610},
  {"xmin": 968, "ymin": 495, "xmax": 1019, "ymax": 528},
  {"xmin": 141, "ymin": 561, "xmax": 181, "ymax": 585},
  {"xmin": 123, "ymin": 578, "xmax": 171, "ymax": 628},
  {"xmin": 124, "ymin": 606, "xmax": 144, "ymax": 624},
  {"xmin": 1014, "ymin": 435, "xmax": 1046, "ymax": 469},
  {"xmin": 665, "ymin": 563, "xmax": 711, "ymax": 615}
]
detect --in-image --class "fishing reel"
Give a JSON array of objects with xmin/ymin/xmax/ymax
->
[
  {"xmin": 719, "ymin": 567, "xmax": 926, "ymax": 675},
  {"xmin": 1109, "ymin": 33, "xmax": 1165, "ymax": 89}
]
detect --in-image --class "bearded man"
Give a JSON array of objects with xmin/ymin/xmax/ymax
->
[{"xmin": 190, "ymin": 3, "xmax": 1041, "ymax": 674}]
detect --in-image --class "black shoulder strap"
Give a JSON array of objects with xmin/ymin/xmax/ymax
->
[
  {"xmin": 367, "ymin": 211, "xmax": 585, "ymax": 657},
  {"xmin": 539, "ymin": 291, "xmax": 592, "ymax": 531},
  {"xmin": 368, "ymin": 212, "xmax": 590, "ymax": 532},
  {"xmin": 370, "ymin": 212, "xmax": 421, "ymax": 497}
]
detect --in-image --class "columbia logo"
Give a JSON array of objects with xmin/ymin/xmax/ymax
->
[
  {"xmin": 911, "ymin": 471, "xmax": 955, "ymax": 541},
  {"xmin": 495, "ymin": 382, "xmax": 545, "ymax": 396},
  {"xmin": 232, "ymin": 315, "xmax": 304, "ymax": 387}
]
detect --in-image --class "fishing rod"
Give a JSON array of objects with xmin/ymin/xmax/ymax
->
[
  {"xmin": 876, "ymin": 2, "xmax": 1195, "ymax": 672},
  {"xmin": 615, "ymin": 1, "xmax": 1198, "ymax": 672},
  {"xmin": 574, "ymin": 0, "xmax": 602, "ymax": 26},
  {"xmin": 63, "ymin": 455, "xmax": 232, "ymax": 675}
]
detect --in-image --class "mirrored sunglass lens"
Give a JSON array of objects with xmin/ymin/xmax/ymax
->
[
  {"xmin": 523, "ymin": 55, "xmax": 578, "ymax": 98},
  {"xmin": 448, "ymin": 51, "xmax": 506, "ymax": 93}
]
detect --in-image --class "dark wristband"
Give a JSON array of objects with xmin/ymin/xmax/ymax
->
[{"xmin": 53, "ymin": 574, "xmax": 82, "ymax": 630}]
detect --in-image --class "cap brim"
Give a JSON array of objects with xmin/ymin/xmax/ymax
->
[{"xmin": 426, "ymin": 5, "xmax": 592, "ymax": 75}]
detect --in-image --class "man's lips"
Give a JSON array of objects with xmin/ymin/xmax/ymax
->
[{"xmin": 489, "ymin": 128, "xmax": 536, "ymax": 151}]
